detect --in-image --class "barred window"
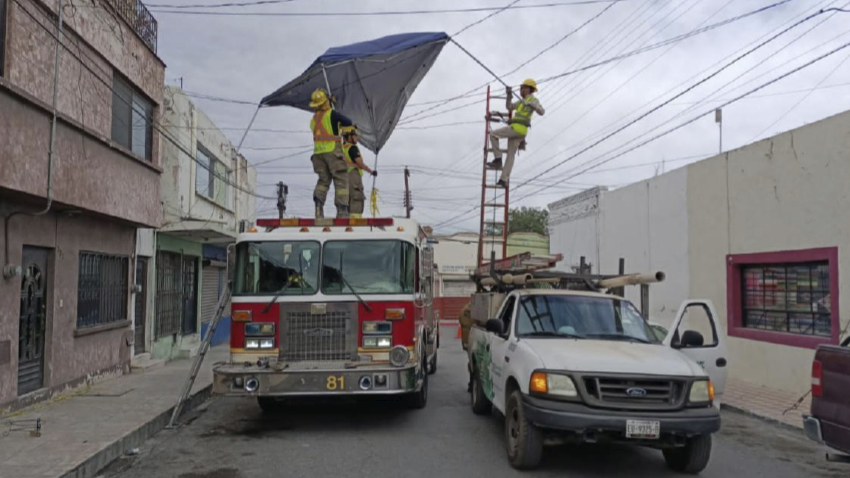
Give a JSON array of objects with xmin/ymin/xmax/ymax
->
[
  {"xmin": 742, "ymin": 262, "xmax": 832, "ymax": 337},
  {"xmin": 77, "ymin": 252, "xmax": 129, "ymax": 329}
]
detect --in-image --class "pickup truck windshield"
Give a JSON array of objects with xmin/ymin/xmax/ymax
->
[
  {"xmin": 322, "ymin": 240, "xmax": 415, "ymax": 294},
  {"xmin": 516, "ymin": 295, "xmax": 659, "ymax": 343},
  {"xmin": 234, "ymin": 241, "xmax": 320, "ymax": 295}
]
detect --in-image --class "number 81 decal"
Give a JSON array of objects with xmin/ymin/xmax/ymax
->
[{"xmin": 326, "ymin": 375, "xmax": 345, "ymax": 390}]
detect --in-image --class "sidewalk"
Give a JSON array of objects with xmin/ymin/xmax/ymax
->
[
  {"xmin": 0, "ymin": 346, "xmax": 228, "ymax": 478},
  {"xmin": 722, "ymin": 377, "xmax": 811, "ymax": 430}
]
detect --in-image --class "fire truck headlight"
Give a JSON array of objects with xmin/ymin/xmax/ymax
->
[
  {"xmin": 390, "ymin": 346, "xmax": 410, "ymax": 367},
  {"xmin": 245, "ymin": 339, "xmax": 260, "ymax": 349},
  {"xmin": 377, "ymin": 336, "xmax": 392, "ymax": 348},
  {"xmin": 259, "ymin": 338, "xmax": 274, "ymax": 349},
  {"xmin": 363, "ymin": 337, "xmax": 377, "ymax": 348}
]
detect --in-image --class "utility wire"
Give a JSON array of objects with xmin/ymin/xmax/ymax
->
[
  {"xmin": 147, "ymin": 0, "xmax": 295, "ymax": 8},
  {"xmin": 11, "ymin": 0, "xmax": 277, "ymax": 201},
  {"xmin": 149, "ymin": 1, "xmax": 632, "ymax": 16}
]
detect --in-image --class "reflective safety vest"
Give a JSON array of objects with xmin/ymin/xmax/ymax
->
[
  {"xmin": 508, "ymin": 95, "xmax": 536, "ymax": 136},
  {"xmin": 343, "ymin": 144, "xmax": 364, "ymax": 176},
  {"xmin": 310, "ymin": 109, "xmax": 341, "ymax": 154}
]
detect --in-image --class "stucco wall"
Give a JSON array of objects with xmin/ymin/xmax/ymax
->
[
  {"xmin": 0, "ymin": 201, "xmax": 134, "ymax": 407},
  {"xmin": 549, "ymin": 174, "xmax": 690, "ymax": 326},
  {"xmin": 687, "ymin": 110, "xmax": 850, "ymax": 394}
]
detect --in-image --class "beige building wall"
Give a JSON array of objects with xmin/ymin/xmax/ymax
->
[{"xmin": 687, "ymin": 109, "xmax": 850, "ymax": 394}]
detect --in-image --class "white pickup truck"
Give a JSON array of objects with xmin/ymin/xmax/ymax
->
[{"xmin": 467, "ymin": 289, "xmax": 728, "ymax": 472}]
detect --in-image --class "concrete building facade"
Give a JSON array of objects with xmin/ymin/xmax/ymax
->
[
  {"xmin": 0, "ymin": 0, "xmax": 164, "ymax": 410},
  {"xmin": 149, "ymin": 86, "xmax": 257, "ymax": 361},
  {"xmin": 549, "ymin": 110, "xmax": 850, "ymax": 396}
]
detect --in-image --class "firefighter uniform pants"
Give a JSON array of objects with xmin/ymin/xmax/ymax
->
[
  {"xmin": 311, "ymin": 151, "xmax": 349, "ymax": 208},
  {"xmin": 348, "ymin": 170, "xmax": 366, "ymax": 218},
  {"xmin": 489, "ymin": 126, "xmax": 525, "ymax": 183}
]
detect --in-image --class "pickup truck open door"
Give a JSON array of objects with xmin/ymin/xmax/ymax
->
[{"xmin": 663, "ymin": 300, "xmax": 728, "ymax": 404}]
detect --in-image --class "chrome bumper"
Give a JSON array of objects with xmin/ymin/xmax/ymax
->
[{"xmin": 213, "ymin": 362, "xmax": 419, "ymax": 397}]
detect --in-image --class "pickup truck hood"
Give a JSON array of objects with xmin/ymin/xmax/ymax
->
[{"xmin": 526, "ymin": 339, "xmax": 705, "ymax": 377}]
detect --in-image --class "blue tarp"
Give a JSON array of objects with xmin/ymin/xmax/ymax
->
[{"xmin": 261, "ymin": 32, "xmax": 449, "ymax": 154}]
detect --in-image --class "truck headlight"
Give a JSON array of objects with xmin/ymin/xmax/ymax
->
[
  {"xmin": 259, "ymin": 338, "xmax": 274, "ymax": 349},
  {"xmin": 245, "ymin": 338, "xmax": 260, "ymax": 349},
  {"xmin": 689, "ymin": 380, "xmax": 714, "ymax": 405},
  {"xmin": 362, "ymin": 336, "xmax": 392, "ymax": 348},
  {"xmin": 245, "ymin": 322, "xmax": 275, "ymax": 336},
  {"xmin": 530, "ymin": 371, "xmax": 578, "ymax": 398}
]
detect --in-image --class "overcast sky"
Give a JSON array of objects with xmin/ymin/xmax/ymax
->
[{"xmin": 149, "ymin": 0, "xmax": 850, "ymax": 233}]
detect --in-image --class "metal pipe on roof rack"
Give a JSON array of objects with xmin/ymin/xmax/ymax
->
[{"xmin": 595, "ymin": 272, "xmax": 666, "ymax": 289}]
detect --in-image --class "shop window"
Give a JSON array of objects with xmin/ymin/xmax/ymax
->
[
  {"xmin": 111, "ymin": 74, "xmax": 153, "ymax": 161},
  {"xmin": 77, "ymin": 252, "xmax": 130, "ymax": 329},
  {"xmin": 727, "ymin": 248, "xmax": 839, "ymax": 349}
]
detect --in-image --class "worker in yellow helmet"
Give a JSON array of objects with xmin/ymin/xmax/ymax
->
[
  {"xmin": 309, "ymin": 88, "xmax": 354, "ymax": 218},
  {"xmin": 341, "ymin": 125, "xmax": 376, "ymax": 218},
  {"xmin": 486, "ymin": 79, "xmax": 545, "ymax": 188}
]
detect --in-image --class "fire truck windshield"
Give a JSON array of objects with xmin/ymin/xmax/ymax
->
[
  {"xmin": 322, "ymin": 240, "xmax": 415, "ymax": 295},
  {"xmin": 234, "ymin": 241, "xmax": 320, "ymax": 295}
]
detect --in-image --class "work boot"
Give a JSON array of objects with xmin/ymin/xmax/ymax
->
[
  {"xmin": 496, "ymin": 179, "xmax": 508, "ymax": 189},
  {"xmin": 486, "ymin": 157, "xmax": 503, "ymax": 170},
  {"xmin": 314, "ymin": 199, "xmax": 325, "ymax": 219},
  {"xmin": 336, "ymin": 205, "xmax": 350, "ymax": 219}
]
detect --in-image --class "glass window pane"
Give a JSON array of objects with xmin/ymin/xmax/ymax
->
[
  {"xmin": 195, "ymin": 148, "xmax": 211, "ymax": 197},
  {"xmin": 131, "ymin": 94, "xmax": 152, "ymax": 160},
  {"xmin": 233, "ymin": 241, "xmax": 320, "ymax": 295},
  {"xmin": 111, "ymin": 76, "xmax": 132, "ymax": 150},
  {"xmin": 321, "ymin": 241, "xmax": 415, "ymax": 294},
  {"xmin": 214, "ymin": 161, "xmax": 228, "ymax": 206}
]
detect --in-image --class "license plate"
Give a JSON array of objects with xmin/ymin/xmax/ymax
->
[{"xmin": 626, "ymin": 420, "xmax": 660, "ymax": 439}]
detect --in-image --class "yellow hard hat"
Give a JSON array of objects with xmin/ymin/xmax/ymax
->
[
  {"xmin": 309, "ymin": 89, "xmax": 329, "ymax": 108},
  {"xmin": 520, "ymin": 78, "xmax": 538, "ymax": 92}
]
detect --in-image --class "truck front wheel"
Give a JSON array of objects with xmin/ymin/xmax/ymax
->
[
  {"xmin": 470, "ymin": 364, "xmax": 491, "ymax": 415},
  {"xmin": 407, "ymin": 356, "xmax": 429, "ymax": 409},
  {"xmin": 505, "ymin": 390, "xmax": 543, "ymax": 469},
  {"xmin": 663, "ymin": 434, "xmax": 712, "ymax": 474}
]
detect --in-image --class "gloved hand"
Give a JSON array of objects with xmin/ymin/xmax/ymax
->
[{"xmin": 371, "ymin": 171, "xmax": 378, "ymax": 177}]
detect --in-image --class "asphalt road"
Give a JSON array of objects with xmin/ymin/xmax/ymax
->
[{"xmin": 104, "ymin": 327, "xmax": 846, "ymax": 478}]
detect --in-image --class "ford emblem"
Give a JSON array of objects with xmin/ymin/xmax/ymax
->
[
  {"xmin": 303, "ymin": 328, "xmax": 334, "ymax": 338},
  {"xmin": 626, "ymin": 387, "xmax": 647, "ymax": 397}
]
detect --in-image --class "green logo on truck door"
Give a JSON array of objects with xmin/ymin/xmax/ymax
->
[{"xmin": 473, "ymin": 339, "xmax": 495, "ymax": 400}]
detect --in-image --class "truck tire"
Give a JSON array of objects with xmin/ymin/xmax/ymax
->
[
  {"xmin": 663, "ymin": 434, "xmax": 712, "ymax": 474},
  {"xmin": 428, "ymin": 350, "xmax": 438, "ymax": 375},
  {"xmin": 407, "ymin": 356, "xmax": 429, "ymax": 409},
  {"xmin": 470, "ymin": 364, "xmax": 492, "ymax": 415},
  {"xmin": 257, "ymin": 397, "xmax": 284, "ymax": 414},
  {"xmin": 505, "ymin": 390, "xmax": 544, "ymax": 469}
]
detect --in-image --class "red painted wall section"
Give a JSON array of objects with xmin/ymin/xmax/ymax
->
[{"xmin": 726, "ymin": 247, "xmax": 840, "ymax": 349}]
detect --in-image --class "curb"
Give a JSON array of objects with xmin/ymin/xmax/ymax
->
[
  {"xmin": 60, "ymin": 384, "xmax": 213, "ymax": 478},
  {"xmin": 720, "ymin": 402, "xmax": 803, "ymax": 434}
]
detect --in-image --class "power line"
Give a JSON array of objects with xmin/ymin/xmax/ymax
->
[
  {"xmin": 149, "ymin": 1, "xmax": 632, "ymax": 17},
  {"xmin": 11, "ymin": 0, "xmax": 278, "ymax": 201},
  {"xmin": 147, "ymin": 0, "xmax": 295, "ymax": 8}
]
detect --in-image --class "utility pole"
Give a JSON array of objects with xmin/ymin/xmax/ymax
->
[
  {"xmin": 715, "ymin": 108, "xmax": 723, "ymax": 154},
  {"xmin": 276, "ymin": 182, "xmax": 288, "ymax": 219},
  {"xmin": 403, "ymin": 166, "xmax": 412, "ymax": 219}
]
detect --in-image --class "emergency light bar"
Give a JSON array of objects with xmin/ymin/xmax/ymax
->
[{"xmin": 255, "ymin": 218, "xmax": 394, "ymax": 228}]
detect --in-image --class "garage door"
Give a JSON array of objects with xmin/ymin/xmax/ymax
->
[{"xmin": 201, "ymin": 265, "xmax": 222, "ymax": 325}]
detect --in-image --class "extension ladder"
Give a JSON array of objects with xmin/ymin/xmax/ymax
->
[{"xmin": 477, "ymin": 85, "xmax": 513, "ymax": 269}]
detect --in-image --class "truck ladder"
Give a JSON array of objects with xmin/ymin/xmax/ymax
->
[
  {"xmin": 477, "ymin": 85, "xmax": 512, "ymax": 268},
  {"xmin": 166, "ymin": 281, "xmax": 232, "ymax": 428}
]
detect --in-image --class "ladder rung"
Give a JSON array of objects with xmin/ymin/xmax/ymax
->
[
  {"xmin": 487, "ymin": 148, "xmax": 508, "ymax": 153},
  {"xmin": 484, "ymin": 221, "xmax": 505, "ymax": 225},
  {"xmin": 484, "ymin": 184, "xmax": 507, "ymax": 189},
  {"xmin": 484, "ymin": 203, "xmax": 507, "ymax": 208}
]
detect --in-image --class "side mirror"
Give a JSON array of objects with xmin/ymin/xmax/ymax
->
[
  {"xmin": 679, "ymin": 330, "xmax": 705, "ymax": 348},
  {"xmin": 485, "ymin": 319, "xmax": 505, "ymax": 335},
  {"xmin": 226, "ymin": 244, "xmax": 236, "ymax": 284}
]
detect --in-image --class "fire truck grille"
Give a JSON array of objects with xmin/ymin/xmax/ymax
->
[{"xmin": 280, "ymin": 306, "xmax": 355, "ymax": 362}]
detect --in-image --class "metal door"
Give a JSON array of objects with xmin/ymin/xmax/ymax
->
[
  {"xmin": 182, "ymin": 257, "xmax": 198, "ymax": 334},
  {"xmin": 201, "ymin": 265, "xmax": 220, "ymax": 326},
  {"xmin": 134, "ymin": 257, "xmax": 148, "ymax": 354},
  {"xmin": 155, "ymin": 252, "xmax": 182, "ymax": 338},
  {"xmin": 18, "ymin": 247, "xmax": 49, "ymax": 396}
]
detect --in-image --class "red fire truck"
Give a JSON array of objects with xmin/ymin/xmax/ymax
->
[{"xmin": 212, "ymin": 217, "xmax": 438, "ymax": 411}]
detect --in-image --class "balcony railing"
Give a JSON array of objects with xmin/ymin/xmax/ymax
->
[{"xmin": 106, "ymin": 0, "xmax": 158, "ymax": 53}]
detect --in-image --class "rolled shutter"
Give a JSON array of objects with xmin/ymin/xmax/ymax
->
[{"xmin": 201, "ymin": 265, "xmax": 220, "ymax": 325}]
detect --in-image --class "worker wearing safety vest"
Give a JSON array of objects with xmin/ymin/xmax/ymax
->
[
  {"xmin": 309, "ymin": 88, "xmax": 354, "ymax": 218},
  {"xmin": 486, "ymin": 79, "xmax": 545, "ymax": 188},
  {"xmin": 341, "ymin": 126, "xmax": 377, "ymax": 218}
]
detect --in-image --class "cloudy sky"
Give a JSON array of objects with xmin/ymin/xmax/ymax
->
[{"xmin": 148, "ymin": 0, "xmax": 850, "ymax": 232}]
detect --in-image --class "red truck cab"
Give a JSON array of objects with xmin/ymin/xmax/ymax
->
[{"xmin": 804, "ymin": 338, "xmax": 850, "ymax": 463}]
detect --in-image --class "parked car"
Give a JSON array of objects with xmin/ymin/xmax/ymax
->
[{"xmin": 803, "ymin": 337, "xmax": 850, "ymax": 463}]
